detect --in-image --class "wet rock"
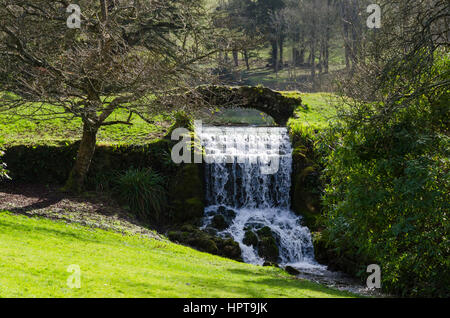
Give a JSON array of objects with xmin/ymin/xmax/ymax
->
[
  {"xmin": 167, "ymin": 226, "xmax": 242, "ymax": 262},
  {"xmin": 223, "ymin": 208, "xmax": 236, "ymax": 221},
  {"xmin": 170, "ymin": 164, "xmax": 204, "ymax": 224},
  {"xmin": 215, "ymin": 238, "xmax": 242, "ymax": 261},
  {"xmin": 243, "ymin": 230, "xmax": 258, "ymax": 247},
  {"xmin": 285, "ymin": 266, "xmax": 300, "ymax": 276},
  {"xmin": 257, "ymin": 226, "xmax": 273, "ymax": 238},
  {"xmin": 210, "ymin": 206, "xmax": 236, "ymax": 231},
  {"xmin": 256, "ymin": 226, "xmax": 279, "ymax": 263},
  {"xmin": 258, "ymin": 237, "xmax": 279, "ymax": 263},
  {"xmin": 217, "ymin": 206, "xmax": 227, "ymax": 214},
  {"xmin": 211, "ymin": 214, "xmax": 228, "ymax": 231},
  {"xmin": 195, "ymin": 238, "xmax": 219, "ymax": 254},
  {"xmin": 203, "ymin": 227, "xmax": 218, "ymax": 236}
]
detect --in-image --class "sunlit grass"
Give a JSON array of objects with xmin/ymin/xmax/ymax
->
[
  {"xmin": 0, "ymin": 105, "xmax": 170, "ymax": 147},
  {"xmin": 0, "ymin": 212, "xmax": 356, "ymax": 298},
  {"xmin": 284, "ymin": 92, "xmax": 339, "ymax": 133}
]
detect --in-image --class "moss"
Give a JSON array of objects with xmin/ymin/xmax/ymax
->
[
  {"xmin": 290, "ymin": 140, "xmax": 322, "ymax": 231},
  {"xmin": 195, "ymin": 238, "xmax": 219, "ymax": 254},
  {"xmin": 216, "ymin": 238, "xmax": 242, "ymax": 261},
  {"xmin": 166, "ymin": 226, "xmax": 242, "ymax": 262},
  {"xmin": 254, "ymin": 227, "xmax": 279, "ymax": 263},
  {"xmin": 164, "ymin": 111, "xmax": 194, "ymax": 139},
  {"xmin": 257, "ymin": 226, "xmax": 273, "ymax": 238},
  {"xmin": 258, "ymin": 237, "xmax": 279, "ymax": 263},
  {"xmin": 170, "ymin": 163, "xmax": 204, "ymax": 224},
  {"xmin": 211, "ymin": 214, "xmax": 228, "ymax": 231},
  {"xmin": 192, "ymin": 85, "xmax": 301, "ymax": 126},
  {"xmin": 292, "ymin": 168, "xmax": 321, "ymax": 231},
  {"xmin": 243, "ymin": 230, "xmax": 258, "ymax": 247}
]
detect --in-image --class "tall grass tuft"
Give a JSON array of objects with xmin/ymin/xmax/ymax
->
[{"xmin": 114, "ymin": 168, "xmax": 167, "ymax": 223}]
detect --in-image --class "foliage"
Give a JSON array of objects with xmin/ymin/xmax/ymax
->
[
  {"xmin": 322, "ymin": 96, "xmax": 449, "ymax": 296},
  {"xmin": 320, "ymin": 0, "xmax": 449, "ymax": 297},
  {"xmin": 113, "ymin": 168, "xmax": 168, "ymax": 224},
  {"xmin": 0, "ymin": 0, "xmax": 217, "ymax": 191}
]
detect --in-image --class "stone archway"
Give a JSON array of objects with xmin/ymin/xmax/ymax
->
[{"xmin": 193, "ymin": 85, "xmax": 301, "ymax": 126}]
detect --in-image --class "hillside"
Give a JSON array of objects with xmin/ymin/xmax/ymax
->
[{"xmin": 0, "ymin": 212, "xmax": 355, "ymax": 298}]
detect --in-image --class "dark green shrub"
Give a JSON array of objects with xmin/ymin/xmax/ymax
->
[
  {"xmin": 321, "ymin": 88, "xmax": 450, "ymax": 297},
  {"xmin": 2, "ymin": 139, "xmax": 176, "ymax": 185},
  {"xmin": 113, "ymin": 168, "xmax": 168, "ymax": 224}
]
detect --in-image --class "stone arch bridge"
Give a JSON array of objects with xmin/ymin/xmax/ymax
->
[{"xmin": 192, "ymin": 86, "xmax": 301, "ymax": 126}]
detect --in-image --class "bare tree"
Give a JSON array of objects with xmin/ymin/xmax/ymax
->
[{"xmin": 0, "ymin": 0, "xmax": 217, "ymax": 192}]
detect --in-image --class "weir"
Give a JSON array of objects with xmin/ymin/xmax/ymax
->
[{"xmin": 199, "ymin": 126, "xmax": 322, "ymax": 268}]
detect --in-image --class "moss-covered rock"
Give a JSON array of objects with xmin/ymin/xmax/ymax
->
[
  {"xmin": 243, "ymin": 230, "xmax": 258, "ymax": 247},
  {"xmin": 170, "ymin": 163, "xmax": 204, "ymax": 224},
  {"xmin": 311, "ymin": 231, "xmax": 361, "ymax": 276},
  {"xmin": 290, "ymin": 140, "xmax": 322, "ymax": 231},
  {"xmin": 211, "ymin": 214, "xmax": 228, "ymax": 231},
  {"xmin": 258, "ymin": 237, "xmax": 279, "ymax": 263},
  {"xmin": 191, "ymin": 85, "xmax": 301, "ymax": 126},
  {"xmin": 257, "ymin": 226, "xmax": 273, "ymax": 238},
  {"xmin": 209, "ymin": 207, "xmax": 236, "ymax": 231},
  {"xmin": 167, "ymin": 226, "xmax": 242, "ymax": 262},
  {"xmin": 256, "ymin": 227, "xmax": 279, "ymax": 263},
  {"xmin": 215, "ymin": 238, "xmax": 242, "ymax": 261},
  {"xmin": 285, "ymin": 266, "xmax": 300, "ymax": 276}
]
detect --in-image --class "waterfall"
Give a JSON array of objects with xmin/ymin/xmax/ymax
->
[{"xmin": 199, "ymin": 126, "xmax": 322, "ymax": 268}]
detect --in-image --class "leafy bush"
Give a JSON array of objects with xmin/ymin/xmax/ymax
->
[
  {"xmin": 113, "ymin": 168, "xmax": 168, "ymax": 224},
  {"xmin": 321, "ymin": 68, "xmax": 450, "ymax": 297}
]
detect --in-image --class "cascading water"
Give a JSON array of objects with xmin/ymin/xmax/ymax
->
[{"xmin": 199, "ymin": 126, "xmax": 323, "ymax": 269}]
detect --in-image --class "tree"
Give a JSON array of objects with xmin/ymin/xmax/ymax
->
[
  {"xmin": 323, "ymin": 0, "xmax": 449, "ymax": 296},
  {"xmin": 213, "ymin": 0, "xmax": 264, "ymax": 73},
  {"xmin": 0, "ymin": 0, "xmax": 216, "ymax": 192}
]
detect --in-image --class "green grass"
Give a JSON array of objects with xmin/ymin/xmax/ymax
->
[
  {"xmin": 0, "ymin": 212, "xmax": 356, "ymax": 298},
  {"xmin": 0, "ymin": 106, "xmax": 170, "ymax": 147},
  {"xmin": 0, "ymin": 91, "xmax": 339, "ymax": 148},
  {"xmin": 285, "ymin": 92, "xmax": 339, "ymax": 132}
]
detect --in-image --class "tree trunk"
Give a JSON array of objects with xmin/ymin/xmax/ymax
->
[
  {"xmin": 232, "ymin": 50, "xmax": 239, "ymax": 67},
  {"xmin": 278, "ymin": 36, "xmax": 284, "ymax": 67},
  {"xmin": 271, "ymin": 40, "xmax": 278, "ymax": 72},
  {"xmin": 64, "ymin": 121, "xmax": 99, "ymax": 193},
  {"xmin": 310, "ymin": 40, "xmax": 316, "ymax": 80},
  {"xmin": 243, "ymin": 50, "xmax": 250, "ymax": 70}
]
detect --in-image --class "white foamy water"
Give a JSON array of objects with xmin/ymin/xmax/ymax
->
[{"xmin": 199, "ymin": 126, "xmax": 324, "ymax": 269}]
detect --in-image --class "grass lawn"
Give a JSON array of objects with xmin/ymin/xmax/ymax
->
[
  {"xmin": 0, "ymin": 212, "xmax": 356, "ymax": 298},
  {"xmin": 0, "ymin": 106, "xmax": 170, "ymax": 147},
  {"xmin": 0, "ymin": 92, "xmax": 338, "ymax": 147},
  {"xmin": 284, "ymin": 92, "xmax": 339, "ymax": 132}
]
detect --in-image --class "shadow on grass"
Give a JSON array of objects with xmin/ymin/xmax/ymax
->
[
  {"xmin": 227, "ymin": 268, "xmax": 356, "ymax": 298},
  {"xmin": 0, "ymin": 216, "xmax": 106, "ymax": 244},
  {"xmin": 0, "ymin": 183, "xmax": 149, "ymax": 231}
]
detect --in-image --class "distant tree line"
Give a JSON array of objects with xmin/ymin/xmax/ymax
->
[{"xmin": 213, "ymin": 0, "xmax": 374, "ymax": 79}]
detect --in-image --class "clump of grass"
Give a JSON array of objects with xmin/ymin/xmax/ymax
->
[{"xmin": 113, "ymin": 168, "xmax": 167, "ymax": 223}]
